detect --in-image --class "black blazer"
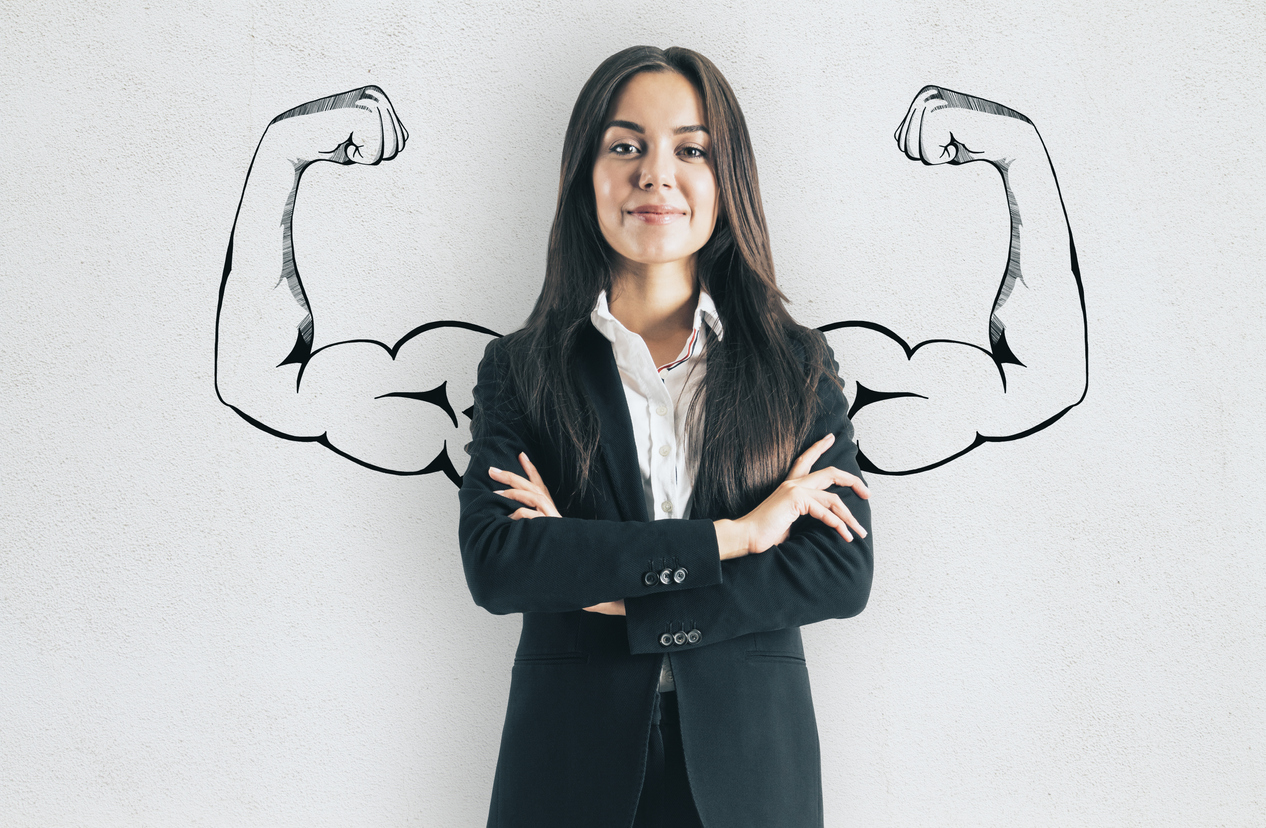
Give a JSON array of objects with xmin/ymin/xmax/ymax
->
[{"xmin": 459, "ymin": 323, "xmax": 873, "ymax": 828}]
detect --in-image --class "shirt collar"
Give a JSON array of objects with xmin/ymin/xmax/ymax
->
[{"xmin": 590, "ymin": 289, "xmax": 724, "ymax": 344}]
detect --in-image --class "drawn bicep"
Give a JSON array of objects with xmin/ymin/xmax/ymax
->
[
  {"xmin": 822, "ymin": 323, "xmax": 1003, "ymax": 474},
  {"xmin": 300, "ymin": 323, "xmax": 497, "ymax": 477}
]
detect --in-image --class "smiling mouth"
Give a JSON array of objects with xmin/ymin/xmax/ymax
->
[{"xmin": 628, "ymin": 207, "xmax": 687, "ymax": 225}]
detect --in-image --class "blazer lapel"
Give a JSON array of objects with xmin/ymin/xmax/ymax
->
[{"xmin": 576, "ymin": 323, "xmax": 649, "ymax": 523}]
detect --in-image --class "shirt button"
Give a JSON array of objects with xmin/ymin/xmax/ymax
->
[
  {"xmin": 673, "ymin": 631, "xmax": 687, "ymax": 646},
  {"xmin": 659, "ymin": 445, "xmax": 671, "ymax": 457},
  {"xmin": 673, "ymin": 568, "xmax": 687, "ymax": 584},
  {"xmin": 661, "ymin": 501, "xmax": 673, "ymax": 514},
  {"xmin": 686, "ymin": 629, "xmax": 701, "ymax": 644},
  {"xmin": 659, "ymin": 569, "xmax": 672, "ymax": 585},
  {"xmin": 655, "ymin": 405, "xmax": 668, "ymax": 416},
  {"xmin": 660, "ymin": 633, "xmax": 674, "ymax": 647}
]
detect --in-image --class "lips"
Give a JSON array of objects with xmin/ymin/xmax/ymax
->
[{"xmin": 628, "ymin": 204, "xmax": 687, "ymax": 225}]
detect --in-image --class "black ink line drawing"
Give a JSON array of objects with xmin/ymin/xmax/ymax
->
[
  {"xmin": 823, "ymin": 86, "xmax": 1087, "ymax": 474},
  {"xmin": 216, "ymin": 84, "xmax": 1086, "ymax": 484}
]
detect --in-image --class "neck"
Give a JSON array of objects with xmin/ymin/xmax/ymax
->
[{"xmin": 608, "ymin": 258, "xmax": 698, "ymax": 339}]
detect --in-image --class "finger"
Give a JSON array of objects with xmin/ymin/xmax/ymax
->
[
  {"xmin": 898, "ymin": 105, "xmax": 914, "ymax": 158},
  {"xmin": 804, "ymin": 496, "xmax": 853, "ymax": 542},
  {"xmin": 897, "ymin": 86, "xmax": 928, "ymax": 148},
  {"xmin": 518, "ymin": 454, "xmax": 561, "ymax": 516},
  {"xmin": 377, "ymin": 105, "xmax": 397, "ymax": 161},
  {"xmin": 787, "ymin": 433, "xmax": 835, "ymax": 480},
  {"xmin": 587, "ymin": 600, "xmax": 626, "ymax": 616},
  {"xmin": 798, "ymin": 466, "xmax": 870, "ymax": 498},
  {"xmin": 519, "ymin": 453, "xmax": 546, "ymax": 487},
  {"xmin": 814, "ymin": 490, "xmax": 867, "ymax": 539},
  {"xmin": 919, "ymin": 105, "xmax": 958, "ymax": 166},
  {"xmin": 509, "ymin": 507, "xmax": 544, "ymax": 520},
  {"xmin": 904, "ymin": 103, "xmax": 925, "ymax": 161},
  {"xmin": 384, "ymin": 104, "xmax": 404, "ymax": 155},
  {"xmin": 489, "ymin": 466, "xmax": 541, "ymax": 495},
  {"xmin": 496, "ymin": 488, "xmax": 553, "ymax": 513},
  {"xmin": 895, "ymin": 104, "xmax": 913, "ymax": 149}
]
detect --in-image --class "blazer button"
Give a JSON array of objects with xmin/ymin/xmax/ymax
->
[
  {"xmin": 673, "ymin": 568, "xmax": 687, "ymax": 584},
  {"xmin": 659, "ymin": 569, "xmax": 672, "ymax": 585},
  {"xmin": 660, "ymin": 633, "xmax": 674, "ymax": 647},
  {"xmin": 686, "ymin": 629, "xmax": 701, "ymax": 644},
  {"xmin": 644, "ymin": 571, "xmax": 658, "ymax": 586},
  {"xmin": 673, "ymin": 631, "xmax": 687, "ymax": 646}
]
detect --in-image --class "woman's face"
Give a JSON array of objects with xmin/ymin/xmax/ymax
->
[{"xmin": 592, "ymin": 70, "xmax": 719, "ymax": 274}]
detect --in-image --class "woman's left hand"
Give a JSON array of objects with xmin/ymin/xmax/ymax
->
[
  {"xmin": 490, "ymin": 453, "xmax": 561, "ymax": 519},
  {"xmin": 490, "ymin": 453, "xmax": 626, "ymax": 616}
]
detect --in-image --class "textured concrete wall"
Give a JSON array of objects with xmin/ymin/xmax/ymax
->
[{"xmin": 2, "ymin": 0, "xmax": 1263, "ymax": 824}]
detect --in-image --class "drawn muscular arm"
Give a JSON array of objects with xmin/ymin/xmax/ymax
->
[
  {"xmin": 823, "ymin": 86, "xmax": 1087, "ymax": 474},
  {"xmin": 215, "ymin": 86, "xmax": 496, "ymax": 482}
]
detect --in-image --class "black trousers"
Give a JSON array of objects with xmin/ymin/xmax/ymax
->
[{"xmin": 632, "ymin": 691, "xmax": 704, "ymax": 828}]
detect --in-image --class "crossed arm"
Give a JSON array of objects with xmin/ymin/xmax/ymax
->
[{"xmin": 458, "ymin": 337, "xmax": 873, "ymax": 654}]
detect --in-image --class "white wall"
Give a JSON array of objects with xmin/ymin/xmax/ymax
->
[{"xmin": 2, "ymin": 0, "xmax": 1263, "ymax": 824}]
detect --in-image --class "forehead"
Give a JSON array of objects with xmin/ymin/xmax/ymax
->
[{"xmin": 606, "ymin": 71, "xmax": 706, "ymax": 129}]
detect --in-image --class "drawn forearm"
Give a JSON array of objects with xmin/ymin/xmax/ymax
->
[
  {"xmin": 215, "ymin": 135, "xmax": 317, "ymax": 423},
  {"xmin": 984, "ymin": 134, "xmax": 1087, "ymax": 425}
]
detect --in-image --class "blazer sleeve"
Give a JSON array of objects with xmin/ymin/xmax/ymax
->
[
  {"xmin": 622, "ymin": 336, "xmax": 874, "ymax": 655},
  {"xmin": 458, "ymin": 337, "xmax": 724, "ymax": 616}
]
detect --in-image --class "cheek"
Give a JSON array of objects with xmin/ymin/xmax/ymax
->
[
  {"xmin": 592, "ymin": 165, "xmax": 622, "ymax": 224},
  {"xmin": 695, "ymin": 174, "xmax": 720, "ymax": 230}
]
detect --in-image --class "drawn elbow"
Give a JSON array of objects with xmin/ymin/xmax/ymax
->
[{"xmin": 214, "ymin": 364, "xmax": 249, "ymax": 413}]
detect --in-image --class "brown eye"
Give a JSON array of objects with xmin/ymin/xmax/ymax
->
[
  {"xmin": 680, "ymin": 146, "xmax": 707, "ymax": 159},
  {"xmin": 611, "ymin": 142, "xmax": 639, "ymax": 155}
]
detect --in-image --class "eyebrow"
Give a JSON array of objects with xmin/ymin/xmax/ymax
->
[{"xmin": 604, "ymin": 119, "xmax": 710, "ymax": 135}]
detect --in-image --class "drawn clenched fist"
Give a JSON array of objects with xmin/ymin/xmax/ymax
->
[
  {"xmin": 268, "ymin": 85, "xmax": 408, "ymax": 166},
  {"xmin": 894, "ymin": 85, "xmax": 1035, "ymax": 167}
]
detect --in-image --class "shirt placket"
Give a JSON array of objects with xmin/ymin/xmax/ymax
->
[{"xmin": 646, "ymin": 363, "xmax": 677, "ymax": 522}]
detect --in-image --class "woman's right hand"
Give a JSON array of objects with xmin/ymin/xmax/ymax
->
[{"xmin": 713, "ymin": 433, "xmax": 869, "ymax": 561}]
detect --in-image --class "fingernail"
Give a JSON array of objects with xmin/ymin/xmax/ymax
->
[
  {"xmin": 859, "ymin": 528, "xmax": 868, "ymax": 538},
  {"xmin": 489, "ymin": 467, "xmax": 501, "ymax": 474}
]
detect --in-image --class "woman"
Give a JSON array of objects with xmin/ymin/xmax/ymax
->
[{"xmin": 459, "ymin": 46, "xmax": 873, "ymax": 828}]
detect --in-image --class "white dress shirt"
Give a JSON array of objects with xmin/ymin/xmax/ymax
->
[{"xmin": 590, "ymin": 289, "xmax": 724, "ymax": 691}]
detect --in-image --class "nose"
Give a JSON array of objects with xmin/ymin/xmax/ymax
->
[{"xmin": 638, "ymin": 146, "xmax": 674, "ymax": 191}]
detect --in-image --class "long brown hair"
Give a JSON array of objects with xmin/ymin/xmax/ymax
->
[{"xmin": 505, "ymin": 45, "xmax": 834, "ymax": 516}]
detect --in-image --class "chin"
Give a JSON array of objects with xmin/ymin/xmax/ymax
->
[
  {"xmin": 619, "ymin": 237, "xmax": 706, "ymax": 266},
  {"xmin": 626, "ymin": 249, "xmax": 695, "ymax": 266}
]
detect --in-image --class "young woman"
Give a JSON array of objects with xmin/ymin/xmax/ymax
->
[{"xmin": 459, "ymin": 46, "xmax": 873, "ymax": 828}]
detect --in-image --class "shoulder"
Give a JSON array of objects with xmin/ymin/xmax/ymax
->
[
  {"xmin": 786, "ymin": 325, "xmax": 841, "ymax": 381},
  {"xmin": 476, "ymin": 328, "xmax": 530, "ymax": 377},
  {"xmin": 786, "ymin": 326, "xmax": 851, "ymax": 436}
]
